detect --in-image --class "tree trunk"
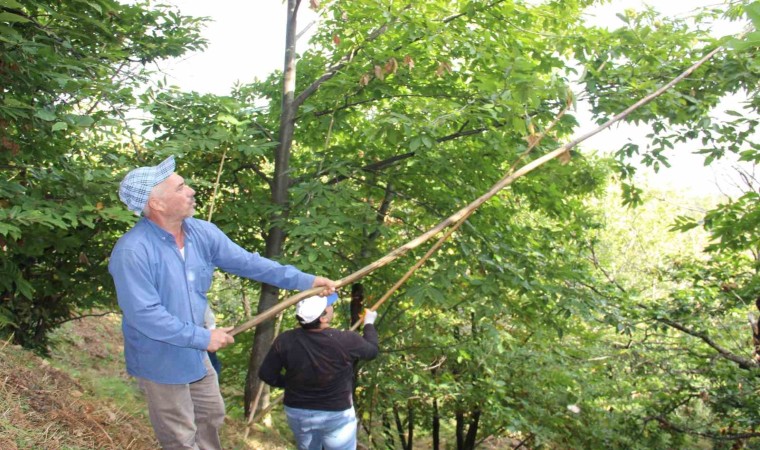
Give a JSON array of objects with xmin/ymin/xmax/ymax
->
[
  {"xmin": 432, "ymin": 398, "xmax": 440, "ymax": 450},
  {"xmin": 392, "ymin": 401, "xmax": 414, "ymax": 450},
  {"xmin": 351, "ymin": 282, "xmax": 364, "ymax": 325},
  {"xmin": 244, "ymin": 0, "xmax": 300, "ymax": 416},
  {"xmin": 406, "ymin": 399, "xmax": 415, "ymax": 450},
  {"xmin": 463, "ymin": 409, "xmax": 481, "ymax": 450},
  {"xmin": 454, "ymin": 409, "xmax": 481, "ymax": 450},
  {"xmin": 456, "ymin": 410, "xmax": 465, "ymax": 450},
  {"xmin": 382, "ymin": 411, "xmax": 396, "ymax": 450},
  {"xmin": 752, "ymin": 297, "xmax": 760, "ymax": 364}
]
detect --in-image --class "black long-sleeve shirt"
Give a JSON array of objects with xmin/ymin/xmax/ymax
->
[{"xmin": 258, "ymin": 325, "xmax": 378, "ymax": 411}]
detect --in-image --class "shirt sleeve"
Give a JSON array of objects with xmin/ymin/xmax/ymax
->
[
  {"xmin": 109, "ymin": 248, "xmax": 211, "ymax": 350},
  {"xmin": 345, "ymin": 325, "xmax": 379, "ymax": 360},
  {"xmin": 203, "ymin": 222, "xmax": 315, "ymax": 291},
  {"xmin": 259, "ymin": 338, "xmax": 286, "ymax": 388}
]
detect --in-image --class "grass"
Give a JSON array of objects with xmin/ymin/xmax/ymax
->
[
  {"xmin": 0, "ymin": 339, "xmax": 157, "ymax": 449},
  {"xmin": 0, "ymin": 313, "xmax": 295, "ymax": 450}
]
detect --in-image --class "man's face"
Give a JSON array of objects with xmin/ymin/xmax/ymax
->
[
  {"xmin": 153, "ymin": 173, "xmax": 196, "ymax": 219},
  {"xmin": 321, "ymin": 305, "xmax": 334, "ymax": 324}
]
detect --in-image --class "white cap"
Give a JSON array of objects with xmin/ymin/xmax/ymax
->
[{"xmin": 295, "ymin": 293, "xmax": 338, "ymax": 324}]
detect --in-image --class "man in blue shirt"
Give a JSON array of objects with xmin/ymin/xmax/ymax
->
[{"xmin": 109, "ymin": 155, "xmax": 336, "ymax": 450}]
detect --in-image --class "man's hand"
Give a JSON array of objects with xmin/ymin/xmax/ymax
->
[
  {"xmin": 312, "ymin": 276, "xmax": 337, "ymax": 296},
  {"xmin": 363, "ymin": 309, "xmax": 377, "ymax": 325},
  {"xmin": 207, "ymin": 326, "xmax": 234, "ymax": 352}
]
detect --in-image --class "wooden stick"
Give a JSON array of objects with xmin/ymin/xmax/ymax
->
[
  {"xmin": 348, "ymin": 105, "xmax": 570, "ymax": 331},
  {"xmin": 241, "ymin": 105, "xmax": 567, "ymax": 420},
  {"xmin": 230, "ymin": 43, "xmax": 723, "ymax": 338},
  {"xmin": 349, "ymin": 215, "xmax": 467, "ymax": 331}
]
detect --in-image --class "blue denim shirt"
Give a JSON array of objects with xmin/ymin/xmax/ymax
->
[{"xmin": 109, "ymin": 217, "xmax": 315, "ymax": 384}]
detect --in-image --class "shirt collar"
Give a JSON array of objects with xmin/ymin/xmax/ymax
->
[{"xmin": 141, "ymin": 217, "xmax": 188, "ymax": 241}]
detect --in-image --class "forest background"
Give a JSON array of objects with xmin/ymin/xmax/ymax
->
[{"xmin": 1, "ymin": 0, "xmax": 759, "ymax": 449}]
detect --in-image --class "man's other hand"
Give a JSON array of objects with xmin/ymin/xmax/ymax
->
[{"xmin": 207, "ymin": 327, "xmax": 234, "ymax": 352}]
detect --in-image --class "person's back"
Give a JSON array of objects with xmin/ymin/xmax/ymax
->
[
  {"xmin": 271, "ymin": 326, "xmax": 378, "ymax": 410},
  {"xmin": 259, "ymin": 294, "xmax": 378, "ymax": 450}
]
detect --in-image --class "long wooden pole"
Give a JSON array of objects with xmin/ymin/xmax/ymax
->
[
  {"xmin": 230, "ymin": 44, "xmax": 723, "ymax": 338},
  {"xmin": 347, "ymin": 103, "xmax": 570, "ymax": 331}
]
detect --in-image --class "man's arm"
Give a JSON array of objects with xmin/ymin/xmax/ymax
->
[
  {"xmin": 203, "ymin": 221, "xmax": 334, "ymax": 292},
  {"xmin": 109, "ymin": 248, "xmax": 211, "ymax": 350}
]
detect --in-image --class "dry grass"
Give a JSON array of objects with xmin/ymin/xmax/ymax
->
[
  {"xmin": 0, "ymin": 338, "xmax": 157, "ymax": 449},
  {"xmin": 0, "ymin": 314, "xmax": 294, "ymax": 450}
]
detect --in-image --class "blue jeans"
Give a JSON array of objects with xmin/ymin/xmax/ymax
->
[{"xmin": 284, "ymin": 406, "xmax": 357, "ymax": 450}]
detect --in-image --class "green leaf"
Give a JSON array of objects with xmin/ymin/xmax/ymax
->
[
  {"xmin": 34, "ymin": 109, "xmax": 57, "ymax": 122},
  {"xmin": 745, "ymin": 1, "xmax": 760, "ymax": 29},
  {"xmin": 217, "ymin": 114, "xmax": 240, "ymax": 125},
  {"xmin": 0, "ymin": 12, "xmax": 29, "ymax": 23},
  {"xmin": 51, "ymin": 122, "xmax": 68, "ymax": 131},
  {"xmin": 74, "ymin": 0, "xmax": 103, "ymax": 14},
  {"xmin": 745, "ymin": 30, "xmax": 760, "ymax": 46},
  {"xmin": 0, "ymin": 222, "xmax": 21, "ymax": 239},
  {"xmin": 3, "ymin": 97, "xmax": 33, "ymax": 109},
  {"xmin": 0, "ymin": 23, "xmax": 21, "ymax": 42},
  {"xmin": 72, "ymin": 114, "xmax": 94, "ymax": 127},
  {"xmin": 0, "ymin": 0, "xmax": 23, "ymax": 9},
  {"xmin": 410, "ymin": 137, "xmax": 421, "ymax": 152}
]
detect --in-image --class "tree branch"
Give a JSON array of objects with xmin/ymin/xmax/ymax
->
[
  {"xmin": 311, "ymin": 93, "xmax": 466, "ymax": 117},
  {"xmin": 648, "ymin": 415, "xmax": 760, "ymax": 441},
  {"xmin": 307, "ymin": 123, "xmax": 499, "ymax": 187},
  {"xmin": 52, "ymin": 310, "xmax": 118, "ymax": 328},
  {"xmin": 293, "ymin": 0, "xmax": 503, "ymax": 109},
  {"xmin": 233, "ymin": 163, "xmax": 272, "ymax": 188},
  {"xmin": 656, "ymin": 318, "xmax": 759, "ymax": 371},
  {"xmin": 251, "ymin": 120, "xmax": 276, "ymax": 143},
  {"xmin": 585, "ymin": 239, "xmax": 628, "ymax": 293},
  {"xmin": 293, "ymin": 22, "xmax": 391, "ymax": 108},
  {"xmin": 231, "ymin": 35, "xmax": 728, "ymax": 337}
]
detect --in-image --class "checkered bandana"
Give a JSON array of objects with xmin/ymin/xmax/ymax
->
[{"xmin": 118, "ymin": 156, "xmax": 175, "ymax": 215}]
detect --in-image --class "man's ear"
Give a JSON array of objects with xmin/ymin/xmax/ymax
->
[{"xmin": 146, "ymin": 194, "xmax": 164, "ymax": 213}]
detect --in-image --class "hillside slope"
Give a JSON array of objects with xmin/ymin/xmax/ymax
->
[
  {"xmin": 0, "ymin": 313, "xmax": 291, "ymax": 450},
  {"xmin": 0, "ymin": 333, "xmax": 157, "ymax": 449}
]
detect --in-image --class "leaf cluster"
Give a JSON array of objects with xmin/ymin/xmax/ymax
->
[{"xmin": 0, "ymin": 0, "xmax": 206, "ymax": 350}]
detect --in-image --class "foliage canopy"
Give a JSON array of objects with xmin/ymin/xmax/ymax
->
[{"xmin": 1, "ymin": 0, "xmax": 759, "ymax": 448}]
